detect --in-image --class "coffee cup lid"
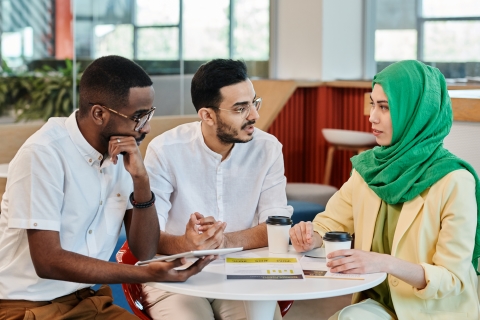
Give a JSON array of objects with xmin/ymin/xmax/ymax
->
[
  {"xmin": 266, "ymin": 216, "xmax": 292, "ymax": 226},
  {"xmin": 323, "ymin": 231, "xmax": 352, "ymax": 242}
]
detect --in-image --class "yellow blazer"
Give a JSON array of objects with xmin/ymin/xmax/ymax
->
[{"xmin": 313, "ymin": 169, "xmax": 479, "ymax": 319}]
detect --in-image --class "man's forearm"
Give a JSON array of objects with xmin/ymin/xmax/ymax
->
[
  {"xmin": 157, "ymin": 231, "xmax": 189, "ymax": 254},
  {"xmin": 224, "ymin": 223, "xmax": 268, "ymax": 250},
  {"xmin": 27, "ymin": 229, "xmax": 154, "ymax": 284},
  {"xmin": 37, "ymin": 249, "xmax": 153, "ymax": 284},
  {"xmin": 128, "ymin": 175, "xmax": 160, "ymax": 260}
]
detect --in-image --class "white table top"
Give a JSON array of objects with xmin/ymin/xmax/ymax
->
[
  {"xmin": 146, "ymin": 247, "xmax": 386, "ymax": 301},
  {"xmin": 0, "ymin": 163, "xmax": 8, "ymax": 179}
]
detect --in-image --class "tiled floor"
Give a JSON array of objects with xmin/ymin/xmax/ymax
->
[{"xmin": 283, "ymin": 295, "xmax": 352, "ymax": 320}]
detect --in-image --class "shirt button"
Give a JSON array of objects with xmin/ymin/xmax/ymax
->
[
  {"xmin": 89, "ymin": 230, "xmax": 92, "ymax": 234},
  {"xmin": 89, "ymin": 159, "xmax": 92, "ymax": 163},
  {"xmin": 98, "ymin": 156, "xmax": 102, "ymax": 160},
  {"xmin": 100, "ymin": 201, "xmax": 103, "ymax": 205},
  {"xmin": 99, "ymin": 169, "xmax": 102, "ymax": 173},
  {"xmin": 33, "ymin": 223, "xmax": 38, "ymax": 227},
  {"xmin": 117, "ymin": 193, "xmax": 121, "ymax": 197}
]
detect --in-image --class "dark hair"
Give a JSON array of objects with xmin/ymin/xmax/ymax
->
[
  {"xmin": 191, "ymin": 59, "xmax": 248, "ymax": 112},
  {"xmin": 78, "ymin": 55, "xmax": 153, "ymax": 118}
]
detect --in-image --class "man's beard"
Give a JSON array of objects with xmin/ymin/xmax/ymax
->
[{"xmin": 216, "ymin": 117, "xmax": 255, "ymax": 145}]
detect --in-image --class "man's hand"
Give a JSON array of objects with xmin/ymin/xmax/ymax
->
[
  {"xmin": 327, "ymin": 249, "xmax": 389, "ymax": 274},
  {"xmin": 196, "ymin": 212, "xmax": 219, "ymax": 232},
  {"xmin": 183, "ymin": 213, "xmax": 226, "ymax": 250},
  {"xmin": 109, "ymin": 136, "xmax": 146, "ymax": 179},
  {"xmin": 289, "ymin": 221, "xmax": 320, "ymax": 252},
  {"xmin": 144, "ymin": 256, "xmax": 215, "ymax": 282}
]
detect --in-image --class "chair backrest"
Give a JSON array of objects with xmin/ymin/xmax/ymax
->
[{"xmin": 115, "ymin": 241, "xmax": 151, "ymax": 320}]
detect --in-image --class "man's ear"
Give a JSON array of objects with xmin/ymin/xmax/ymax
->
[
  {"xmin": 198, "ymin": 108, "xmax": 217, "ymax": 127},
  {"xmin": 90, "ymin": 105, "xmax": 107, "ymax": 126}
]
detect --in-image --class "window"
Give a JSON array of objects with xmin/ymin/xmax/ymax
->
[
  {"xmin": 375, "ymin": 0, "xmax": 480, "ymax": 78},
  {"xmin": 0, "ymin": 0, "xmax": 54, "ymax": 70},
  {"xmin": 76, "ymin": 0, "xmax": 270, "ymax": 76}
]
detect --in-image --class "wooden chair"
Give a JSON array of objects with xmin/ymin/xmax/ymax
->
[
  {"xmin": 322, "ymin": 129, "xmax": 377, "ymax": 185},
  {"xmin": 116, "ymin": 241, "xmax": 294, "ymax": 318}
]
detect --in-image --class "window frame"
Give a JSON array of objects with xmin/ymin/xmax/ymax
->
[{"xmin": 415, "ymin": 0, "xmax": 480, "ymax": 61}]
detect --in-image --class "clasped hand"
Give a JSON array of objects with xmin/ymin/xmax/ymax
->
[{"xmin": 184, "ymin": 212, "xmax": 227, "ymax": 250}]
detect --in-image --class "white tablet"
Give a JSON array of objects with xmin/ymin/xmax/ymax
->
[{"xmin": 136, "ymin": 247, "xmax": 243, "ymax": 265}]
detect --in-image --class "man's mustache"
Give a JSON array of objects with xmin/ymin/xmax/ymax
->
[
  {"xmin": 241, "ymin": 120, "xmax": 256, "ymax": 130},
  {"xmin": 136, "ymin": 133, "xmax": 146, "ymax": 145}
]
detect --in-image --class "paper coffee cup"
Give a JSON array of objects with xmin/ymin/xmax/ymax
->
[
  {"xmin": 266, "ymin": 216, "xmax": 292, "ymax": 254},
  {"xmin": 323, "ymin": 231, "xmax": 352, "ymax": 264}
]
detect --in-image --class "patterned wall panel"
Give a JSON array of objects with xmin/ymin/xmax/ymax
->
[
  {"xmin": 268, "ymin": 86, "xmax": 372, "ymax": 189},
  {"xmin": 267, "ymin": 88, "xmax": 307, "ymax": 183}
]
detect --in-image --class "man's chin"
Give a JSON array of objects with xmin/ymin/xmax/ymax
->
[{"xmin": 238, "ymin": 135, "xmax": 254, "ymax": 143}]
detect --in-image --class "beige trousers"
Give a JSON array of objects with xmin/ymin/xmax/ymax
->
[
  {"xmin": 0, "ymin": 285, "xmax": 136, "ymax": 320},
  {"xmin": 142, "ymin": 284, "xmax": 282, "ymax": 320},
  {"xmin": 329, "ymin": 299, "xmax": 397, "ymax": 320}
]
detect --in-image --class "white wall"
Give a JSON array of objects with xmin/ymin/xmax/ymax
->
[
  {"xmin": 272, "ymin": 0, "xmax": 366, "ymax": 81},
  {"xmin": 321, "ymin": 0, "xmax": 364, "ymax": 80},
  {"xmin": 444, "ymin": 121, "xmax": 480, "ymax": 175},
  {"xmin": 272, "ymin": 0, "xmax": 323, "ymax": 79}
]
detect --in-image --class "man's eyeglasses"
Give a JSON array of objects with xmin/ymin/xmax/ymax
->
[
  {"xmin": 210, "ymin": 97, "xmax": 262, "ymax": 119},
  {"xmin": 89, "ymin": 103, "xmax": 155, "ymax": 132}
]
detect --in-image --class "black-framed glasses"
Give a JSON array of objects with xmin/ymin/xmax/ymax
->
[
  {"xmin": 89, "ymin": 103, "xmax": 155, "ymax": 132},
  {"xmin": 210, "ymin": 97, "xmax": 262, "ymax": 119}
]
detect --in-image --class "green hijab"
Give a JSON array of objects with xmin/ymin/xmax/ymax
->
[{"xmin": 351, "ymin": 60, "xmax": 480, "ymax": 273}]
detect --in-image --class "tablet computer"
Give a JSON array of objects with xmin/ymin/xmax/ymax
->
[{"xmin": 136, "ymin": 247, "xmax": 243, "ymax": 265}]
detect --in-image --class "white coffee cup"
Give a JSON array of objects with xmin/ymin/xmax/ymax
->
[
  {"xmin": 323, "ymin": 231, "xmax": 353, "ymax": 264},
  {"xmin": 266, "ymin": 216, "xmax": 292, "ymax": 254}
]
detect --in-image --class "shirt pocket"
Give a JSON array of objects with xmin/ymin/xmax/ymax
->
[{"xmin": 104, "ymin": 195, "xmax": 128, "ymax": 236}]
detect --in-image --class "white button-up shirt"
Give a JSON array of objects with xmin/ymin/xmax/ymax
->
[
  {"xmin": 0, "ymin": 112, "xmax": 132, "ymax": 301},
  {"xmin": 144, "ymin": 122, "xmax": 292, "ymax": 235}
]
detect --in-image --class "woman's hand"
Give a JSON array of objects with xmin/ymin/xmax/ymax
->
[
  {"xmin": 328, "ymin": 249, "xmax": 427, "ymax": 289},
  {"xmin": 289, "ymin": 221, "xmax": 321, "ymax": 252},
  {"xmin": 327, "ymin": 249, "xmax": 390, "ymax": 274}
]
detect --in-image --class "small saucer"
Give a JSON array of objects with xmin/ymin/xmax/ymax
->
[{"xmin": 304, "ymin": 247, "xmax": 326, "ymax": 258}]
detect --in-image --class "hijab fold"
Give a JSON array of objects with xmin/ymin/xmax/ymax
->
[{"xmin": 351, "ymin": 60, "xmax": 480, "ymax": 273}]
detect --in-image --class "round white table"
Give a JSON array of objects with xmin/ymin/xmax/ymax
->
[
  {"xmin": 0, "ymin": 163, "xmax": 8, "ymax": 178},
  {"xmin": 146, "ymin": 247, "xmax": 386, "ymax": 320}
]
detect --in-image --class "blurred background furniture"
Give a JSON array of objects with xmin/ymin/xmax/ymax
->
[
  {"xmin": 0, "ymin": 164, "xmax": 8, "ymax": 178},
  {"xmin": 322, "ymin": 129, "xmax": 377, "ymax": 185},
  {"xmin": 286, "ymin": 183, "xmax": 338, "ymax": 224}
]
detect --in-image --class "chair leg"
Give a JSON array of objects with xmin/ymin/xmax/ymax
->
[
  {"xmin": 323, "ymin": 145, "xmax": 336, "ymax": 185},
  {"xmin": 356, "ymin": 147, "xmax": 369, "ymax": 154}
]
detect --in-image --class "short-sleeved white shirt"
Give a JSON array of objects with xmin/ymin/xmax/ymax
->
[
  {"xmin": 0, "ymin": 111, "xmax": 133, "ymax": 301},
  {"xmin": 144, "ymin": 121, "xmax": 292, "ymax": 235}
]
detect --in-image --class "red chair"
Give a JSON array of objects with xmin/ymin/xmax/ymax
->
[
  {"xmin": 116, "ymin": 241, "xmax": 150, "ymax": 320},
  {"xmin": 116, "ymin": 241, "xmax": 294, "ymax": 318}
]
